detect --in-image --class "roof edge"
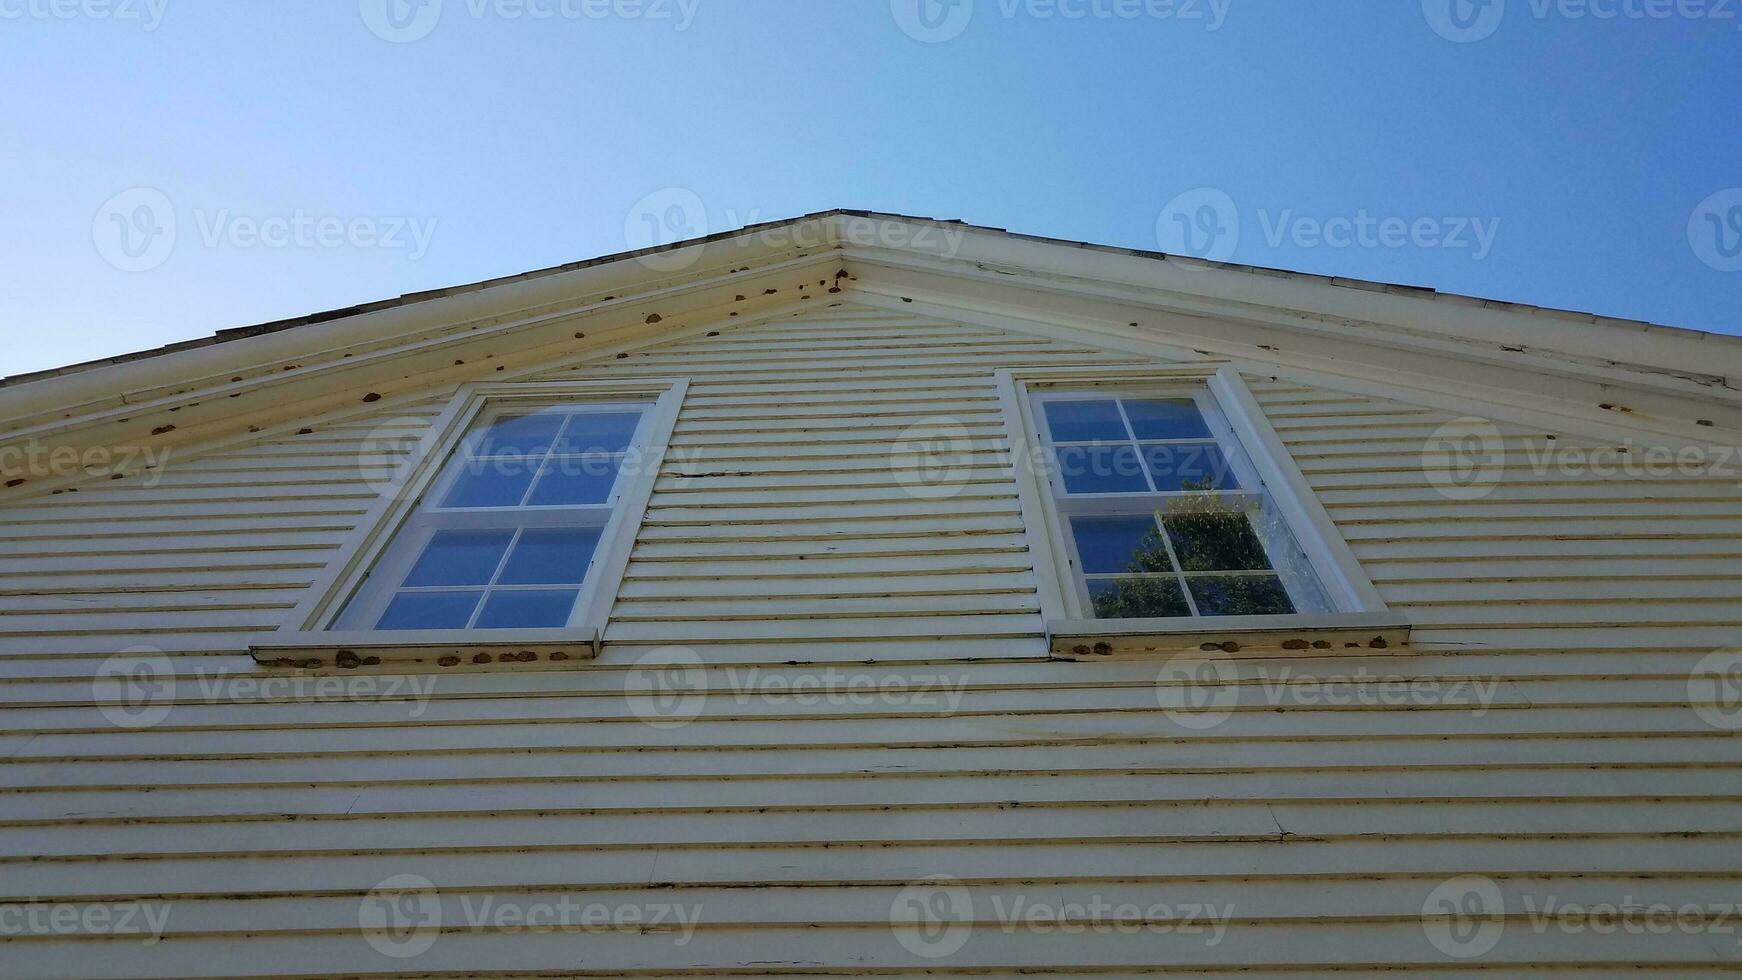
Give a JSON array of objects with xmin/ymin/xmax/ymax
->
[{"xmin": 6, "ymin": 208, "xmax": 1738, "ymax": 394}]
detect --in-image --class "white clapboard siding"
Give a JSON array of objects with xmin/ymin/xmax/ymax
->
[
  {"xmin": 527, "ymin": 310, "xmax": 1121, "ymax": 647},
  {"xmin": 1246, "ymin": 377, "xmax": 1742, "ymax": 648},
  {"xmin": 0, "ymin": 304, "xmax": 1740, "ymax": 975}
]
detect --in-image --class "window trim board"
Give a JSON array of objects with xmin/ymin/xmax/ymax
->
[
  {"xmin": 256, "ymin": 378, "xmax": 688, "ymax": 665},
  {"xmin": 251, "ymin": 627, "xmax": 602, "ymax": 668},
  {"xmin": 996, "ymin": 364, "xmax": 1394, "ymax": 634},
  {"xmin": 1047, "ymin": 611, "xmax": 1412, "ymax": 660}
]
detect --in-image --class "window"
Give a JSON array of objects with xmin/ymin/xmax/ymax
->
[
  {"xmin": 997, "ymin": 365, "xmax": 1394, "ymax": 639},
  {"xmin": 335, "ymin": 403, "xmax": 652, "ymax": 632},
  {"xmin": 265, "ymin": 379, "xmax": 687, "ymax": 661},
  {"xmin": 1035, "ymin": 390, "xmax": 1330, "ymax": 620}
]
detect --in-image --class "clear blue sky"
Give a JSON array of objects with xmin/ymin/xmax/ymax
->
[{"xmin": 3, "ymin": 0, "xmax": 1738, "ymax": 378}]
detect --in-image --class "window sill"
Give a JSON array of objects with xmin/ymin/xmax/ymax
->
[
  {"xmin": 1047, "ymin": 613, "xmax": 1411, "ymax": 660},
  {"xmin": 249, "ymin": 627, "xmax": 601, "ymax": 670}
]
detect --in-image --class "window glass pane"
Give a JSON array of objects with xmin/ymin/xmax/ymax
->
[
  {"xmin": 1189, "ymin": 575, "xmax": 1296, "ymax": 617},
  {"xmin": 1088, "ymin": 577, "xmax": 1191, "ymax": 619},
  {"xmin": 498, "ymin": 528, "xmax": 601, "ymax": 585},
  {"xmin": 1165, "ymin": 512, "xmax": 1272, "ymax": 572},
  {"xmin": 1142, "ymin": 443, "xmax": 1237, "ymax": 491},
  {"xmin": 440, "ymin": 460, "xmax": 538, "ymax": 509},
  {"xmin": 1123, "ymin": 399, "xmax": 1213, "ymax": 440},
  {"xmin": 527, "ymin": 457, "xmax": 623, "ymax": 506},
  {"xmin": 555, "ymin": 412, "xmax": 643, "ymax": 455},
  {"xmin": 402, "ymin": 530, "xmax": 515, "ymax": 587},
  {"xmin": 476, "ymin": 590, "xmax": 581, "ymax": 629},
  {"xmin": 472, "ymin": 413, "xmax": 565, "ymax": 458},
  {"xmin": 1057, "ymin": 445, "xmax": 1150, "ymax": 494},
  {"xmin": 1071, "ymin": 516, "xmax": 1174, "ymax": 575},
  {"xmin": 377, "ymin": 591, "xmax": 483, "ymax": 631},
  {"xmin": 1043, "ymin": 400, "xmax": 1129, "ymax": 443}
]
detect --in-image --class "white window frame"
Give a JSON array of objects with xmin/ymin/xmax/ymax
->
[
  {"xmin": 996, "ymin": 364, "xmax": 1406, "ymax": 656},
  {"xmin": 253, "ymin": 379, "xmax": 687, "ymax": 665}
]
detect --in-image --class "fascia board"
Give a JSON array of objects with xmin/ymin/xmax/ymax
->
[
  {"xmin": 0, "ymin": 218, "xmax": 842, "ymax": 431},
  {"xmin": 0, "ymin": 266, "xmax": 843, "ymax": 500},
  {"xmin": 851, "ymin": 277, "xmax": 1741, "ymax": 450},
  {"xmin": 0, "ymin": 251, "xmax": 841, "ymax": 447},
  {"xmin": 842, "ymin": 222, "xmax": 1742, "ymax": 399}
]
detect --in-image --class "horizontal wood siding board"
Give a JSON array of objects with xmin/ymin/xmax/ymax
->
[{"xmin": 7, "ymin": 800, "xmax": 1740, "ymax": 864}]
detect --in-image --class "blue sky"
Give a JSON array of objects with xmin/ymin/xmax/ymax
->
[{"xmin": 2, "ymin": 0, "xmax": 1738, "ymax": 378}]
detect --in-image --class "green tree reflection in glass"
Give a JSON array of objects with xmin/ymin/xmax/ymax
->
[{"xmin": 1089, "ymin": 479, "xmax": 1296, "ymax": 619}]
